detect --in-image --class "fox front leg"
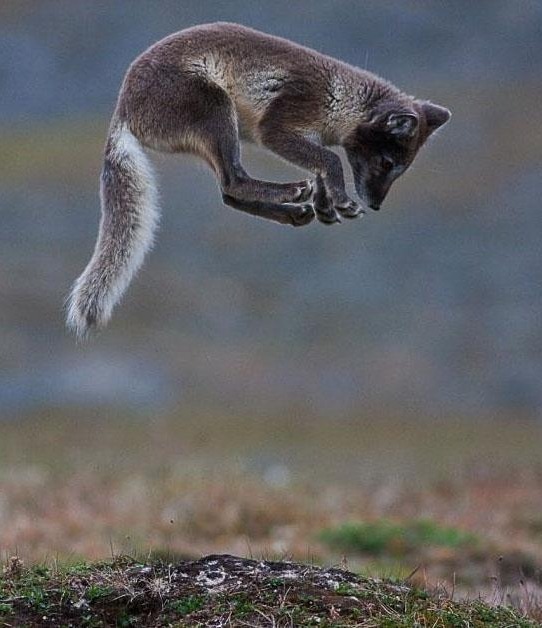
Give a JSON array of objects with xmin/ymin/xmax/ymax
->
[
  {"xmin": 259, "ymin": 123, "xmax": 362, "ymax": 220},
  {"xmin": 313, "ymin": 175, "xmax": 366, "ymax": 224},
  {"xmin": 313, "ymin": 175, "xmax": 341, "ymax": 224}
]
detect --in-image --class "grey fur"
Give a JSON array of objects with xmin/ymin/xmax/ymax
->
[{"xmin": 67, "ymin": 22, "xmax": 450, "ymax": 337}]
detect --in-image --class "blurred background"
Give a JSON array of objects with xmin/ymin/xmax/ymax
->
[{"xmin": 1, "ymin": 0, "xmax": 542, "ymax": 610}]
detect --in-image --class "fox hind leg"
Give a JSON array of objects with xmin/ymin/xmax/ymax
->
[
  {"xmin": 122, "ymin": 69, "xmax": 314, "ymax": 224},
  {"xmin": 200, "ymin": 103, "xmax": 314, "ymax": 206},
  {"xmin": 215, "ymin": 137, "xmax": 315, "ymax": 226},
  {"xmin": 187, "ymin": 85, "xmax": 315, "ymax": 224},
  {"xmin": 222, "ymin": 194, "xmax": 314, "ymax": 227}
]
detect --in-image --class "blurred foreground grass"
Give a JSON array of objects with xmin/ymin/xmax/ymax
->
[{"xmin": 1, "ymin": 410, "xmax": 542, "ymax": 617}]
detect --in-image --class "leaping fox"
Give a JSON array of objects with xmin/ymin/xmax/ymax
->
[{"xmin": 67, "ymin": 22, "xmax": 451, "ymax": 338}]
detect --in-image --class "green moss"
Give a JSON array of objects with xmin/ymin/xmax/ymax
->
[
  {"xmin": 0, "ymin": 602, "xmax": 13, "ymax": 614},
  {"xmin": 168, "ymin": 595, "xmax": 205, "ymax": 616},
  {"xmin": 320, "ymin": 519, "xmax": 477, "ymax": 556},
  {"xmin": 85, "ymin": 584, "xmax": 115, "ymax": 602}
]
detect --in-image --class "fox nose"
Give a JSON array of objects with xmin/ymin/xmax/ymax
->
[{"xmin": 369, "ymin": 203, "xmax": 380, "ymax": 211}]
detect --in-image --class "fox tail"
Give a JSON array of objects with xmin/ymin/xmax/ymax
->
[{"xmin": 66, "ymin": 121, "xmax": 159, "ymax": 338}]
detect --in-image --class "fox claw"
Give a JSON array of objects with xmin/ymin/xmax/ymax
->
[
  {"xmin": 293, "ymin": 180, "xmax": 314, "ymax": 203},
  {"xmin": 336, "ymin": 200, "xmax": 365, "ymax": 219}
]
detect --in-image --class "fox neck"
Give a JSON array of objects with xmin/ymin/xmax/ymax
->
[{"xmin": 321, "ymin": 69, "xmax": 410, "ymax": 147}]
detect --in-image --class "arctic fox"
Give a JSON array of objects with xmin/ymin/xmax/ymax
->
[{"xmin": 67, "ymin": 22, "xmax": 450, "ymax": 337}]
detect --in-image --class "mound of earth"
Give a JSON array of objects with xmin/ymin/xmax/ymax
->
[{"xmin": 0, "ymin": 554, "xmax": 536, "ymax": 626}]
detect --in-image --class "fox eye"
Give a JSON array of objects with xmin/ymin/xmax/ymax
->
[{"xmin": 381, "ymin": 157, "xmax": 394, "ymax": 172}]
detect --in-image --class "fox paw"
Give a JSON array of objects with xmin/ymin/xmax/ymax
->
[
  {"xmin": 316, "ymin": 206, "xmax": 342, "ymax": 225},
  {"xmin": 335, "ymin": 199, "xmax": 365, "ymax": 219},
  {"xmin": 288, "ymin": 203, "xmax": 315, "ymax": 227}
]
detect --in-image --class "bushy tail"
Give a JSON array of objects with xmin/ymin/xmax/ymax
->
[{"xmin": 66, "ymin": 121, "xmax": 159, "ymax": 338}]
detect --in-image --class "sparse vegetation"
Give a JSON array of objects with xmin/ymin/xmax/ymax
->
[{"xmin": 0, "ymin": 554, "xmax": 538, "ymax": 627}]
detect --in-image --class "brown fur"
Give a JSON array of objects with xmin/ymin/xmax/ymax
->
[{"xmin": 67, "ymin": 22, "xmax": 450, "ymax": 336}]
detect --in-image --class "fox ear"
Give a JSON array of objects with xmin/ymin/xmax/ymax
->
[
  {"xmin": 421, "ymin": 102, "xmax": 451, "ymax": 134},
  {"xmin": 386, "ymin": 112, "xmax": 418, "ymax": 138}
]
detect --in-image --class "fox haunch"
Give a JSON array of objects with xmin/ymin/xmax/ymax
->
[{"xmin": 67, "ymin": 22, "xmax": 451, "ymax": 337}]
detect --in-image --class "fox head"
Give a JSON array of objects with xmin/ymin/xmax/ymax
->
[{"xmin": 343, "ymin": 100, "xmax": 451, "ymax": 210}]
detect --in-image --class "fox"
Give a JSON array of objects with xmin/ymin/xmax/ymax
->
[{"xmin": 67, "ymin": 22, "xmax": 451, "ymax": 338}]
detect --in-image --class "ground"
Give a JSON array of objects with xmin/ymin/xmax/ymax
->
[
  {"xmin": 1, "ymin": 412, "xmax": 542, "ymax": 623},
  {"xmin": 0, "ymin": 554, "xmax": 538, "ymax": 627}
]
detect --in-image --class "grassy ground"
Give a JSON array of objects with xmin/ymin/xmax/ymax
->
[
  {"xmin": 0, "ymin": 554, "xmax": 538, "ymax": 627},
  {"xmin": 1, "ymin": 411, "xmax": 542, "ymax": 622}
]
